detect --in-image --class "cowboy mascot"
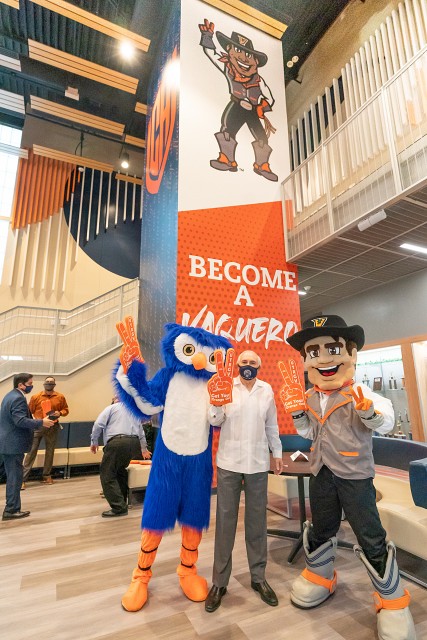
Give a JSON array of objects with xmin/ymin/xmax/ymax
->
[
  {"xmin": 278, "ymin": 315, "xmax": 416, "ymax": 640},
  {"xmin": 199, "ymin": 18, "xmax": 278, "ymax": 182}
]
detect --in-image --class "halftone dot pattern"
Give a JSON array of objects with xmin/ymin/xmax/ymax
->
[{"xmin": 176, "ymin": 200, "xmax": 303, "ymax": 435}]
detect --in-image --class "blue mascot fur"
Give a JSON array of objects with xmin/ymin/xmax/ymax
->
[{"xmin": 114, "ymin": 321, "xmax": 232, "ymax": 611}]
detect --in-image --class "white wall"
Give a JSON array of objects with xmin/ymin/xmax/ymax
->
[{"xmin": 0, "ymin": 347, "xmax": 121, "ymax": 423}]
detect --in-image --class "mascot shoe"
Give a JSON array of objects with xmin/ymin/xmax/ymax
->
[
  {"xmin": 176, "ymin": 564, "xmax": 208, "ymax": 601},
  {"xmin": 355, "ymin": 542, "xmax": 416, "ymax": 640},
  {"xmin": 121, "ymin": 530, "xmax": 162, "ymax": 612},
  {"xmin": 291, "ymin": 521, "xmax": 337, "ymax": 609}
]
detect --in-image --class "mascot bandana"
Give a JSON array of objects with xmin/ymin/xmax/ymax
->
[
  {"xmin": 114, "ymin": 317, "xmax": 234, "ymax": 611},
  {"xmin": 278, "ymin": 315, "xmax": 416, "ymax": 640}
]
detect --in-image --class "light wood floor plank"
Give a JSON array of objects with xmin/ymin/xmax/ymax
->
[{"xmin": 1, "ymin": 475, "xmax": 426, "ymax": 639}]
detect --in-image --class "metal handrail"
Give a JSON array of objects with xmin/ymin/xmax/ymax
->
[{"xmin": 0, "ymin": 278, "xmax": 139, "ymax": 381}]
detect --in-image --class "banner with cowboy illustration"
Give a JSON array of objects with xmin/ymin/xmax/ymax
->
[
  {"xmin": 179, "ymin": 0, "xmax": 290, "ymax": 211},
  {"xmin": 137, "ymin": 0, "xmax": 299, "ymax": 432}
]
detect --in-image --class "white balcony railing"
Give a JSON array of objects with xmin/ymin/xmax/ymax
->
[
  {"xmin": 0, "ymin": 278, "xmax": 139, "ymax": 381},
  {"xmin": 283, "ymin": 45, "xmax": 427, "ymax": 261}
]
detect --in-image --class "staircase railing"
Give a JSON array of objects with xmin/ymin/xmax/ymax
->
[{"xmin": 0, "ymin": 278, "xmax": 139, "ymax": 381}]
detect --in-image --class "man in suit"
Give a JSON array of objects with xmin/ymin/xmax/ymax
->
[{"xmin": 0, "ymin": 373, "xmax": 55, "ymax": 520}]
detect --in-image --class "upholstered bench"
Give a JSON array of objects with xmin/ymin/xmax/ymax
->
[
  {"xmin": 67, "ymin": 447, "xmax": 103, "ymax": 477},
  {"xmin": 29, "ymin": 448, "xmax": 69, "ymax": 477},
  {"xmin": 373, "ymin": 474, "xmax": 427, "ymax": 562},
  {"xmin": 127, "ymin": 462, "xmax": 152, "ymax": 505}
]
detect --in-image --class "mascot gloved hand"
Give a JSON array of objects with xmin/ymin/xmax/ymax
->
[
  {"xmin": 279, "ymin": 315, "xmax": 416, "ymax": 640},
  {"xmin": 114, "ymin": 317, "xmax": 233, "ymax": 612}
]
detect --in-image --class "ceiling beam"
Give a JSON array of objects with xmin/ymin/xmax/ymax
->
[
  {"xmin": 33, "ymin": 144, "xmax": 114, "ymax": 172},
  {"xmin": 0, "ymin": 1, "xmax": 19, "ymax": 9},
  {"xmin": 29, "ymin": 0, "xmax": 150, "ymax": 52},
  {"xmin": 200, "ymin": 0, "xmax": 287, "ymax": 39},
  {"xmin": 125, "ymin": 134, "xmax": 146, "ymax": 149},
  {"xmin": 28, "ymin": 39, "xmax": 139, "ymax": 94},
  {"xmin": 0, "ymin": 142, "xmax": 27, "ymax": 158},
  {"xmin": 0, "ymin": 88, "xmax": 25, "ymax": 114},
  {"xmin": 115, "ymin": 174, "xmax": 143, "ymax": 185},
  {"xmin": 30, "ymin": 95, "xmax": 125, "ymax": 136},
  {"xmin": 135, "ymin": 102, "xmax": 147, "ymax": 115},
  {"xmin": 0, "ymin": 53, "xmax": 21, "ymax": 72}
]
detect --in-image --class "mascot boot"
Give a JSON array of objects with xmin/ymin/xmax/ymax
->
[
  {"xmin": 177, "ymin": 526, "xmax": 208, "ymax": 602},
  {"xmin": 210, "ymin": 132, "xmax": 238, "ymax": 172},
  {"xmin": 291, "ymin": 521, "xmax": 337, "ymax": 609},
  {"xmin": 355, "ymin": 542, "xmax": 416, "ymax": 640},
  {"xmin": 252, "ymin": 140, "xmax": 278, "ymax": 182},
  {"xmin": 121, "ymin": 530, "xmax": 163, "ymax": 612}
]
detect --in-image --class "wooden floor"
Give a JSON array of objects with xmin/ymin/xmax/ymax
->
[{"xmin": 1, "ymin": 476, "xmax": 427, "ymax": 640}]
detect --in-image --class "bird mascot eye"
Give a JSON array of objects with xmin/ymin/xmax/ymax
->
[
  {"xmin": 209, "ymin": 352, "xmax": 217, "ymax": 365},
  {"xmin": 183, "ymin": 344, "xmax": 196, "ymax": 356}
]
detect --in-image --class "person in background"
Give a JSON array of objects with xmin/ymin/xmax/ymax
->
[
  {"xmin": 90, "ymin": 396, "xmax": 151, "ymax": 518},
  {"xmin": 0, "ymin": 373, "xmax": 54, "ymax": 520},
  {"xmin": 205, "ymin": 350, "xmax": 283, "ymax": 612},
  {"xmin": 22, "ymin": 376, "xmax": 69, "ymax": 487}
]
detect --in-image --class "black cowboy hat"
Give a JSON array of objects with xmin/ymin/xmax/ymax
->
[
  {"xmin": 287, "ymin": 315, "xmax": 365, "ymax": 352},
  {"xmin": 216, "ymin": 31, "xmax": 268, "ymax": 67}
]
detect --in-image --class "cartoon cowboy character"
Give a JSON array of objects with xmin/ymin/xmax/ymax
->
[
  {"xmin": 278, "ymin": 315, "xmax": 416, "ymax": 640},
  {"xmin": 199, "ymin": 19, "xmax": 278, "ymax": 182}
]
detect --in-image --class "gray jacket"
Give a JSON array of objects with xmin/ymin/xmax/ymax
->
[{"xmin": 293, "ymin": 384, "xmax": 394, "ymax": 480}]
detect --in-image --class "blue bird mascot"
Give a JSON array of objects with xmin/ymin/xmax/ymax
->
[{"xmin": 114, "ymin": 317, "xmax": 235, "ymax": 611}]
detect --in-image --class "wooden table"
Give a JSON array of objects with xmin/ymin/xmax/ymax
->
[
  {"xmin": 267, "ymin": 452, "xmax": 312, "ymax": 563},
  {"xmin": 267, "ymin": 452, "xmax": 354, "ymax": 563}
]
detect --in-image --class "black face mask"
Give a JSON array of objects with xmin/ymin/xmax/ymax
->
[
  {"xmin": 239, "ymin": 365, "xmax": 258, "ymax": 381},
  {"xmin": 44, "ymin": 384, "xmax": 55, "ymax": 391}
]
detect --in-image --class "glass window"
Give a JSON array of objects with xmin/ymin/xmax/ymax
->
[{"xmin": 356, "ymin": 346, "xmax": 411, "ymax": 438}]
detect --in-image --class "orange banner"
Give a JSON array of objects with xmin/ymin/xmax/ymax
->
[{"xmin": 177, "ymin": 200, "xmax": 302, "ymax": 433}]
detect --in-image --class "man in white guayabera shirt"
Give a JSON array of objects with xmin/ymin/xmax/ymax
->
[{"xmin": 205, "ymin": 350, "xmax": 283, "ymax": 613}]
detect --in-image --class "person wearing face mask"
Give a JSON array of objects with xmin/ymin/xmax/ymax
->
[
  {"xmin": 205, "ymin": 350, "xmax": 283, "ymax": 613},
  {"xmin": 0, "ymin": 373, "xmax": 55, "ymax": 520},
  {"xmin": 22, "ymin": 376, "xmax": 69, "ymax": 486}
]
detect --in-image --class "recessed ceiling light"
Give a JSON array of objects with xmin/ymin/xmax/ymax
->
[
  {"xmin": 119, "ymin": 40, "xmax": 135, "ymax": 60},
  {"xmin": 287, "ymin": 60, "xmax": 294, "ymax": 68},
  {"xmin": 400, "ymin": 242, "xmax": 427, "ymax": 255},
  {"xmin": 298, "ymin": 290, "xmax": 307, "ymax": 296},
  {"xmin": 292, "ymin": 55, "xmax": 299, "ymax": 63}
]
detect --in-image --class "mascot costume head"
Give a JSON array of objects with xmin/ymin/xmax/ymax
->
[{"xmin": 287, "ymin": 315, "xmax": 364, "ymax": 392}]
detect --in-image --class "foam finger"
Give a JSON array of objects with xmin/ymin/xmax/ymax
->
[
  {"xmin": 214, "ymin": 350, "xmax": 225, "ymax": 377},
  {"xmin": 224, "ymin": 348, "xmax": 235, "ymax": 377}
]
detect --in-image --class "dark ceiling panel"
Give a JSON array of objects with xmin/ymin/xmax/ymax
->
[{"xmin": 297, "ymin": 238, "xmax": 368, "ymax": 270}]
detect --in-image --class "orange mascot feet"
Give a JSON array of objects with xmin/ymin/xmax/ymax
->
[
  {"xmin": 177, "ymin": 564, "xmax": 208, "ymax": 601},
  {"xmin": 121, "ymin": 529, "xmax": 162, "ymax": 612},
  {"xmin": 177, "ymin": 526, "xmax": 208, "ymax": 602},
  {"xmin": 121, "ymin": 568, "xmax": 150, "ymax": 612}
]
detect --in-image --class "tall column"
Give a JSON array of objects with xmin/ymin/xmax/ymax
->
[{"xmin": 141, "ymin": 0, "xmax": 300, "ymax": 432}]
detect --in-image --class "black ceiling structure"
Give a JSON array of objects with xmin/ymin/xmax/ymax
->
[{"xmin": 0, "ymin": 0, "xmax": 351, "ymax": 141}]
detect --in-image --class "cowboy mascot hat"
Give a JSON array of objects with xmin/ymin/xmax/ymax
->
[
  {"xmin": 216, "ymin": 31, "xmax": 268, "ymax": 67},
  {"xmin": 287, "ymin": 315, "xmax": 365, "ymax": 352}
]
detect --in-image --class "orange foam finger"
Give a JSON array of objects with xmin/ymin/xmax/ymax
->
[{"xmin": 224, "ymin": 348, "xmax": 236, "ymax": 377}]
